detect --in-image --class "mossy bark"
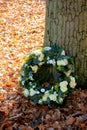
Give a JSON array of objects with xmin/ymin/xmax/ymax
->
[{"xmin": 44, "ymin": 0, "xmax": 87, "ymax": 87}]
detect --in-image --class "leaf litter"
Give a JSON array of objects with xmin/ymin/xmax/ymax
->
[{"xmin": 0, "ymin": 0, "xmax": 87, "ymax": 129}]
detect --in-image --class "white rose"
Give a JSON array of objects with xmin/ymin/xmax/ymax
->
[
  {"xmin": 49, "ymin": 94, "xmax": 57, "ymax": 101},
  {"xmin": 59, "ymin": 81, "xmax": 68, "ymax": 92},
  {"xmin": 38, "ymin": 53, "xmax": 44, "ymax": 61},
  {"xmin": 57, "ymin": 59, "xmax": 68, "ymax": 66},
  {"xmin": 29, "ymin": 88, "xmax": 36, "ymax": 96},
  {"xmin": 60, "ymin": 85, "xmax": 68, "ymax": 92},
  {"xmin": 44, "ymin": 46, "xmax": 51, "ymax": 51},
  {"xmin": 47, "ymin": 59, "xmax": 56, "ymax": 66},
  {"xmin": 42, "ymin": 95, "xmax": 48, "ymax": 101},
  {"xmin": 23, "ymin": 89, "xmax": 29, "ymax": 97},
  {"xmin": 42, "ymin": 91, "xmax": 49, "ymax": 101},
  {"xmin": 61, "ymin": 50, "xmax": 65, "ymax": 55},
  {"xmin": 70, "ymin": 76, "xmax": 76, "ymax": 88},
  {"xmin": 31, "ymin": 65, "xmax": 38, "ymax": 73}
]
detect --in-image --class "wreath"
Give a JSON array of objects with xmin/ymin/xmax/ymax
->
[{"xmin": 19, "ymin": 45, "xmax": 76, "ymax": 105}]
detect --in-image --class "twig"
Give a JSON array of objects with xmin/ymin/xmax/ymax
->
[{"xmin": 8, "ymin": 113, "xmax": 23, "ymax": 120}]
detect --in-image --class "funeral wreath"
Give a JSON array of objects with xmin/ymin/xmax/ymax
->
[{"xmin": 19, "ymin": 45, "xmax": 76, "ymax": 105}]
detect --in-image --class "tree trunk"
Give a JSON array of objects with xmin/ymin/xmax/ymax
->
[{"xmin": 44, "ymin": 0, "xmax": 87, "ymax": 87}]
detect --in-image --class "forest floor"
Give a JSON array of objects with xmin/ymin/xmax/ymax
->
[{"xmin": 0, "ymin": 0, "xmax": 87, "ymax": 129}]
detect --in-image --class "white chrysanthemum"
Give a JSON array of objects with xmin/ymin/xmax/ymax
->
[
  {"xmin": 29, "ymin": 88, "xmax": 36, "ymax": 96},
  {"xmin": 44, "ymin": 46, "xmax": 51, "ymax": 51},
  {"xmin": 38, "ymin": 53, "xmax": 44, "ymax": 61},
  {"xmin": 61, "ymin": 50, "xmax": 65, "ymax": 55},
  {"xmin": 31, "ymin": 65, "xmax": 38, "ymax": 73},
  {"xmin": 47, "ymin": 59, "xmax": 56, "ymax": 66},
  {"xmin": 70, "ymin": 76, "xmax": 76, "ymax": 88},
  {"xmin": 23, "ymin": 89, "xmax": 29, "ymax": 97},
  {"xmin": 41, "ymin": 88, "xmax": 45, "ymax": 93},
  {"xmin": 60, "ymin": 81, "xmax": 68, "ymax": 92},
  {"xmin": 65, "ymin": 70, "xmax": 71, "ymax": 77},
  {"xmin": 57, "ymin": 59, "xmax": 68, "ymax": 66},
  {"xmin": 49, "ymin": 94, "xmax": 57, "ymax": 101}
]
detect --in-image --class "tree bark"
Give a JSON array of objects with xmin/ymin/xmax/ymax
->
[{"xmin": 44, "ymin": 0, "xmax": 87, "ymax": 86}]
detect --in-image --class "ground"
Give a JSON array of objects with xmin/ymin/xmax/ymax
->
[{"xmin": 0, "ymin": 0, "xmax": 87, "ymax": 129}]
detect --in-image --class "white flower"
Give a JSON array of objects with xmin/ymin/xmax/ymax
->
[
  {"xmin": 60, "ymin": 85, "xmax": 68, "ymax": 92},
  {"xmin": 36, "ymin": 91, "xmax": 40, "ymax": 94},
  {"xmin": 38, "ymin": 53, "xmax": 44, "ymax": 61},
  {"xmin": 65, "ymin": 70, "xmax": 71, "ymax": 77},
  {"xmin": 61, "ymin": 50, "xmax": 65, "ymax": 55},
  {"xmin": 29, "ymin": 88, "xmax": 36, "ymax": 96},
  {"xmin": 21, "ymin": 81, "xmax": 25, "ymax": 85},
  {"xmin": 31, "ymin": 65, "xmax": 38, "ymax": 73},
  {"xmin": 42, "ymin": 95, "xmax": 48, "ymax": 101},
  {"xmin": 23, "ymin": 89, "xmax": 29, "ymax": 97},
  {"xmin": 70, "ymin": 76, "xmax": 76, "ymax": 88},
  {"xmin": 47, "ymin": 59, "xmax": 56, "ymax": 66},
  {"xmin": 44, "ymin": 46, "xmax": 51, "ymax": 51},
  {"xmin": 42, "ymin": 91, "xmax": 49, "ymax": 101},
  {"xmin": 49, "ymin": 94, "xmax": 57, "ymax": 101},
  {"xmin": 57, "ymin": 59, "xmax": 68, "ymax": 66},
  {"xmin": 59, "ymin": 81, "xmax": 68, "ymax": 92},
  {"xmin": 41, "ymin": 88, "xmax": 45, "ymax": 93}
]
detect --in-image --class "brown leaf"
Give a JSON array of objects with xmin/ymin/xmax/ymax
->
[{"xmin": 66, "ymin": 117, "xmax": 76, "ymax": 125}]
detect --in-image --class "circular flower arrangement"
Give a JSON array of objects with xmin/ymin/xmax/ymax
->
[{"xmin": 19, "ymin": 45, "xmax": 77, "ymax": 105}]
